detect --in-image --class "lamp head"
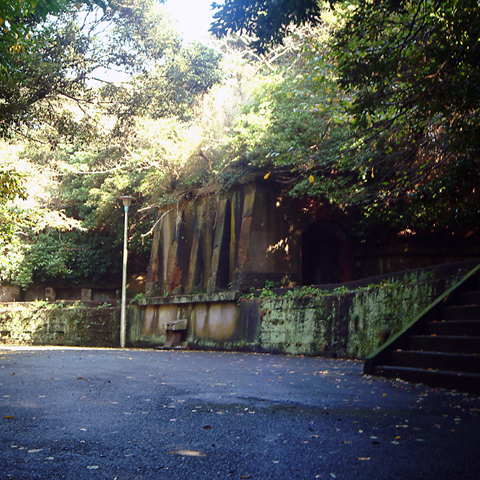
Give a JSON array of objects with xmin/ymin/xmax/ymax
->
[{"xmin": 118, "ymin": 196, "xmax": 135, "ymax": 208}]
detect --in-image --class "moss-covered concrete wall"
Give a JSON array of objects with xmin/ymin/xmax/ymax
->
[
  {"xmin": 0, "ymin": 302, "xmax": 120, "ymax": 347},
  {"xmin": 130, "ymin": 261, "xmax": 475, "ymax": 358},
  {"xmin": 258, "ymin": 271, "xmax": 446, "ymax": 358},
  {"xmin": 1, "ymin": 261, "xmax": 476, "ymax": 357}
]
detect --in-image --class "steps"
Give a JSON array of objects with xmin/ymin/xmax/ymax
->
[{"xmin": 365, "ymin": 264, "xmax": 480, "ymax": 394}]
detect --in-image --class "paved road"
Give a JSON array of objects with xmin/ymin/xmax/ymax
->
[{"xmin": 1, "ymin": 347, "xmax": 479, "ymax": 479}]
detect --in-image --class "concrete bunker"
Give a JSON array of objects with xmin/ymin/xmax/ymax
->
[{"xmin": 136, "ymin": 173, "xmax": 479, "ymax": 350}]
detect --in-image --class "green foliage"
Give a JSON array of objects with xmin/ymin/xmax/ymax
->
[
  {"xmin": 0, "ymin": 209, "xmax": 119, "ymax": 288},
  {"xmin": 0, "ymin": 0, "xmax": 107, "ymax": 78},
  {"xmin": 148, "ymin": 42, "xmax": 224, "ymax": 120},
  {"xmin": 239, "ymin": 286, "xmax": 256, "ymax": 301},
  {"xmin": 3, "ymin": 0, "xmax": 477, "ymax": 294},
  {"xmin": 239, "ymin": 281, "xmax": 277, "ymax": 300},
  {"xmin": 283, "ymin": 279, "xmax": 408, "ymax": 299},
  {"xmin": 219, "ymin": 17, "xmax": 356, "ymax": 204},
  {"xmin": 0, "ymin": 169, "xmax": 26, "ymax": 239},
  {"xmin": 332, "ymin": 285, "xmax": 349, "ymax": 295},
  {"xmin": 210, "ymin": 0, "xmax": 480, "ymax": 238},
  {"xmin": 1, "ymin": 0, "xmax": 222, "ymax": 141},
  {"xmin": 96, "ymin": 3, "xmax": 223, "ymax": 135},
  {"xmin": 211, "ymin": 0, "xmax": 321, "ymax": 53},
  {"xmin": 328, "ymin": 0, "xmax": 480, "ymax": 233},
  {"xmin": 260, "ymin": 280, "xmax": 277, "ymax": 298},
  {"xmin": 129, "ymin": 292, "xmax": 145, "ymax": 304},
  {"xmin": 0, "ymin": 169, "xmax": 25, "ymax": 201},
  {"xmin": 0, "ymin": 0, "xmax": 109, "ymax": 137},
  {"xmin": 0, "ymin": 0, "xmax": 225, "ymax": 290},
  {"xmin": 284, "ymin": 286, "xmax": 330, "ymax": 298}
]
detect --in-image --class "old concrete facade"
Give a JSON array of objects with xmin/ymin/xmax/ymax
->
[
  {"xmin": 3, "ymin": 175, "xmax": 478, "ymax": 355},
  {"xmin": 144, "ymin": 174, "xmax": 480, "ymax": 298},
  {"xmin": 145, "ymin": 175, "xmax": 354, "ymax": 297},
  {"xmin": 137, "ymin": 174, "xmax": 480, "ymax": 353}
]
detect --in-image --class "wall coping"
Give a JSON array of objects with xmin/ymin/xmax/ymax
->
[
  {"xmin": 138, "ymin": 259, "xmax": 480, "ymax": 307},
  {"xmin": 139, "ymin": 291, "xmax": 241, "ymax": 306}
]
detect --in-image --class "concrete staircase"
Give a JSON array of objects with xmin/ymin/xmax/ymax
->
[{"xmin": 364, "ymin": 263, "xmax": 480, "ymax": 394}]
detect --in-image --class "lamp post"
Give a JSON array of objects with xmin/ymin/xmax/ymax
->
[{"xmin": 118, "ymin": 196, "xmax": 135, "ymax": 349}]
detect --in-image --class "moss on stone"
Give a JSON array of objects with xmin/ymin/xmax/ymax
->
[{"xmin": 0, "ymin": 302, "xmax": 120, "ymax": 347}]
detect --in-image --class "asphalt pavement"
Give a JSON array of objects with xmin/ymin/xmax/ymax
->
[{"xmin": 1, "ymin": 347, "xmax": 479, "ymax": 480}]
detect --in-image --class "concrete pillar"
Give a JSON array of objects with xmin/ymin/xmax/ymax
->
[
  {"xmin": 208, "ymin": 199, "xmax": 229, "ymax": 293},
  {"xmin": 185, "ymin": 203, "xmax": 205, "ymax": 294}
]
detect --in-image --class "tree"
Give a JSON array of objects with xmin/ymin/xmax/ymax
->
[
  {"xmin": 1, "ymin": 0, "xmax": 222, "ymax": 140},
  {"xmin": 211, "ymin": 0, "xmax": 321, "ymax": 53},
  {"xmin": 0, "ymin": 169, "xmax": 24, "ymax": 201},
  {"xmin": 221, "ymin": 22, "xmax": 350, "ymax": 187},
  {"xmin": 99, "ymin": 41, "xmax": 223, "ymax": 138},
  {"xmin": 211, "ymin": 0, "xmax": 480, "ymax": 236},
  {"xmin": 329, "ymin": 0, "xmax": 480, "ymax": 234},
  {"xmin": 0, "ymin": 0, "xmax": 110, "ymax": 136},
  {"xmin": 0, "ymin": 0, "xmax": 224, "ymax": 289},
  {"xmin": 0, "ymin": 0, "xmax": 105, "ymax": 76},
  {"xmin": 0, "ymin": 168, "xmax": 26, "ymax": 239}
]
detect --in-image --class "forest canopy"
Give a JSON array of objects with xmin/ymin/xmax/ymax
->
[
  {"xmin": 211, "ymin": 0, "xmax": 480, "ymax": 236},
  {"xmin": 1, "ymin": 0, "xmax": 478, "ymax": 290},
  {"xmin": 0, "ymin": 0, "xmax": 224, "ymax": 288}
]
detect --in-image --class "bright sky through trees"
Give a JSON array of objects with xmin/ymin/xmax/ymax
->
[
  {"xmin": 163, "ymin": 0, "xmax": 215, "ymax": 42},
  {"xmin": 90, "ymin": 0, "xmax": 216, "ymax": 84}
]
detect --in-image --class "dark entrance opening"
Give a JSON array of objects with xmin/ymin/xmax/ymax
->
[{"xmin": 302, "ymin": 222, "xmax": 341, "ymax": 285}]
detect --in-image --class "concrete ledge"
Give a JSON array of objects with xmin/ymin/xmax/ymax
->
[{"xmin": 139, "ymin": 291, "xmax": 240, "ymax": 306}]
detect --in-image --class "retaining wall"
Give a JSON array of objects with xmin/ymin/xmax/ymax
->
[
  {"xmin": 0, "ymin": 302, "xmax": 120, "ymax": 347},
  {"xmin": 1, "ymin": 261, "xmax": 477, "ymax": 358},
  {"xmin": 130, "ymin": 261, "xmax": 477, "ymax": 358}
]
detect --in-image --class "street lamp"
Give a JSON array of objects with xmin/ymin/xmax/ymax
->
[{"xmin": 118, "ymin": 196, "xmax": 135, "ymax": 348}]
